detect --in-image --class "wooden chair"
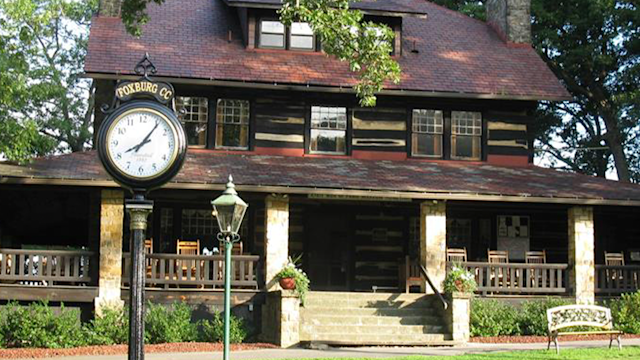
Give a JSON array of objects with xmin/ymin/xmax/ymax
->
[
  {"xmin": 218, "ymin": 240, "xmax": 243, "ymax": 255},
  {"xmin": 488, "ymin": 250, "xmax": 509, "ymax": 287},
  {"xmin": 144, "ymin": 239, "xmax": 154, "ymax": 282},
  {"xmin": 526, "ymin": 250, "xmax": 546, "ymax": 288},
  {"xmin": 605, "ymin": 251, "xmax": 625, "ymax": 282},
  {"xmin": 176, "ymin": 240, "xmax": 200, "ymax": 284},
  {"xmin": 400, "ymin": 256, "xmax": 423, "ymax": 293},
  {"xmin": 447, "ymin": 247, "xmax": 468, "ymax": 263}
]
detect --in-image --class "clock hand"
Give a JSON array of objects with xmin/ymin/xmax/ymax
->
[{"xmin": 125, "ymin": 121, "xmax": 159, "ymax": 153}]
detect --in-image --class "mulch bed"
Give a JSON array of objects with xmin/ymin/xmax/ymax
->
[
  {"xmin": 0, "ymin": 342, "xmax": 278, "ymax": 359},
  {"xmin": 471, "ymin": 334, "xmax": 640, "ymax": 343}
]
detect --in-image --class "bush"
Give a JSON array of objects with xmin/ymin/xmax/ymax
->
[
  {"xmin": 145, "ymin": 302, "xmax": 198, "ymax": 344},
  {"xmin": 0, "ymin": 301, "xmax": 86, "ymax": 348},
  {"xmin": 518, "ymin": 298, "xmax": 572, "ymax": 335},
  {"xmin": 609, "ymin": 290, "xmax": 640, "ymax": 334},
  {"xmin": 470, "ymin": 299, "xmax": 519, "ymax": 337},
  {"xmin": 84, "ymin": 306, "xmax": 129, "ymax": 345},
  {"xmin": 199, "ymin": 311, "xmax": 247, "ymax": 344}
]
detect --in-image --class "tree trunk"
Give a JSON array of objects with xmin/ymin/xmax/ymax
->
[{"xmin": 602, "ymin": 112, "xmax": 631, "ymax": 182}]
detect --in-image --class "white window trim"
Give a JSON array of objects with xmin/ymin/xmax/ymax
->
[{"xmin": 411, "ymin": 109, "xmax": 444, "ymax": 158}]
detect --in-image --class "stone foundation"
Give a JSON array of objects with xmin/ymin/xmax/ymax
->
[
  {"xmin": 94, "ymin": 189, "xmax": 125, "ymax": 315},
  {"xmin": 420, "ymin": 201, "xmax": 447, "ymax": 294},
  {"xmin": 568, "ymin": 206, "xmax": 595, "ymax": 304},
  {"xmin": 260, "ymin": 290, "xmax": 300, "ymax": 348}
]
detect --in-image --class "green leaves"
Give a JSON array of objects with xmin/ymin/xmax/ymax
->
[{"xmin": 279, "ymin": 0, "xmax": 400, "ymax": 106}]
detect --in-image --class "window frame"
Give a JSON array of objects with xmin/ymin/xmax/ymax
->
[
  {"xmin": 258, "ymin": 19, "xmax": 286, "ymax": 49},
  {"xmin": 450, "ymin": 111, "xmax": 483, "ymax": 161},
  {"xmin": 307, "ymin": 105, "xmax": 350, "ymax": 155},
  {"xmin": 289, "ymin": 21, "xmax": 316, "ymax": 51},
  {"xmin": 411, "ymin": 109, "xmax": 444, "ymax": 158},
  {"xmin": 214, "ymin": 98, "xmax": 251, "ymax": 151},
  {"xmin": 175, "ymin": 96, "xmax": 209, "ymax": 148}
]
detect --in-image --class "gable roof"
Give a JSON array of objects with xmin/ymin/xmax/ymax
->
[
  {"xmin": 223, "ymin": 0, "xmax": 429, "ymax": 16},
  {"xmin": 85, "ymin": 0, "xmax": 570, "ymax": 101},
  {"xmin": 2, "ymin": 151, "xmax": 640, "ymax": 206}
]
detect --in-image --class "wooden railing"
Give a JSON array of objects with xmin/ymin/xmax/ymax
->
[
  {"xmin": 595, "ymin": 265, "xmax": 640, "ymax": 294},
  {"xmin": 0, "ymin": 249, "xmax": 94, "ymax": 285},
  {"xmin": 122, "ymin": 253, "xmax": 261, "ymax": 289},
  {"xmin": 452, "ymin": 262, "xmax": 569, "ymax": 295}
]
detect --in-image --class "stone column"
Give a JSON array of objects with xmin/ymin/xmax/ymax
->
[
  {"xmin": 446, "ymin": 292, "xmax": 471, "ymax": 343},
  {"xmin": 420, "ymin": 201, "xmax": 447, "ymax": 294},
  {"xmin": 260, "ymin": 290, "xmax": 300, "ymax": 347},
  {"xmin": 568, "ymin": 206, "xmax": 595, "ymax": 304},
  {"xmin": 94, "ymin": 189, "xmax": 125, "ymax": 315},
  {"xmin": 265, "ymin": 195, "xmax": 289, "ymax": 291}
]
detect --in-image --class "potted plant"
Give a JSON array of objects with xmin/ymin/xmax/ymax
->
[
  {"xmin": 443, "ymin": 264, "xmax": 477, "ymax": 295},
  {"xmin": 274, "ymin": 255, "xmax": 310, "ymax": 305}
]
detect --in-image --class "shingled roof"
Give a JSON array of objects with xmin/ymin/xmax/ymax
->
[
  {"xmin": 2, "ymin": 151, "xmax": 640, "ymax": 205},
  {"xmin": 85, "ymin": 0, "xmax": 570, "ymax": 101},
  {"xmin": 223, "ymin": 0, "xmax": 429, "ymax": 15}
]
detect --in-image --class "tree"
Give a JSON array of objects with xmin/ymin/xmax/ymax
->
[
  {"xmin": 119, "ymin": 0, "xmax": 400, "ymax": 107},
  {"xmin": 0, "ymin": 0, "xmax": 97, "ymax": 163},
  {"xmin": 435, "ymin": 0, "xmax": 639, "ymax": 182}
]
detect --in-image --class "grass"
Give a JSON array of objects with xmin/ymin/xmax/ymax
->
[{"xmin": 281, "ymin": 346, "xmax": 640, "ymax": 360}]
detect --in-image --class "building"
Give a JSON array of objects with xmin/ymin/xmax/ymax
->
[{"xmin": 1, "ymin": 0, "xmax": 640, "ymax": 347}]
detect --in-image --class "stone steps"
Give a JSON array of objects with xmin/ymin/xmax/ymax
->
[{"xmin": 300, "ymin": 291, "xmax": 453, "ymax": 346}]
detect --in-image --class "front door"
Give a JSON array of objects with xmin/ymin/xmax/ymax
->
[{"xmin": 305, "ymin": 210, "xmax": 351, "ymax": 291}]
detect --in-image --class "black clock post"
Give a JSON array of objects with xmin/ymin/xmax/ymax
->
[{"xmin": 97, "ymin": 54, "xmax": 186, "ymax": 360}]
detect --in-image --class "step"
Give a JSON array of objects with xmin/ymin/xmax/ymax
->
[
  {"xmin": 301, "ymin": 306, "xmax": 442, "ymax": 316},
  {"xmin": 300, "ymin": 314, "xmax": 445, "ymax": 326},
  {"xmin": 303, "ymin": 297, "xmax": 441, "ymax": 309},
  {"xmin": 305, "ymin": 292, "xmax": 439, "ymax": 302},
  {"xmin": 299, "ymin": 332, "xmax": 455, "ymax": 345},
  {"xmin": 301, "ymin": 324, "xmax": 448, "ymax": 336}
]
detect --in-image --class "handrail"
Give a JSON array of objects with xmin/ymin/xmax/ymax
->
[{"xmin": 419, "ymin": 264, "xmax": 447, "ymax": 309}]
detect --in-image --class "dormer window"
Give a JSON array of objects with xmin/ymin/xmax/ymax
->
[
  {"xmin": 259, "ymin": 20, "xmax": 286, "ymax": 49},
  {"xmin": 258, "ymin": 19, "xmax": 316, "ymax": 51}
]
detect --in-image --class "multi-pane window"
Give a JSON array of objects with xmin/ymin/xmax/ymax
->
[
  {"xmin": 215, "ymin": 99, "xmax": 250, "ymax": 149},
  {"xmin": 290, "ymin": 22, "xmax": 314, "ymax": 50},
  {"xmin": 412, "ymin": 109, "xmax": 443, "ymax": 157},
  {"xmin": 310, "ymin": 106, "xmax": 347, "ymax": 154},
  {"xmin": 176, "ymin": 97, "xmax": 208, "ymax": 147},
  {"xmin": 451, "ymin": 111, "xmax": 482, "ymax": 160},
  {"xmin": 259, "ymin": 20, "xmax": 285, "ymax": 48}
]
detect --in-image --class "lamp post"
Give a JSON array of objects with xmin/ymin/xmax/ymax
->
[{"xmin": 211, "ymin": 175, "xmax": 248, "ymax": 360}]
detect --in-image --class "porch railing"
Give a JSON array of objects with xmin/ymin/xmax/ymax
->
[
  {"xmin": 455, "ymin": 262, "xmax": 569, "ymax": 295},
  {"xmin": 122, "ymin": 253, "xmax": 261, "ymax": 289},
  {"xmin": 0, "ymin": 249, "xmax": 94, "ymax": 285},
  {"xmin": 595, "ymin": 265, "xmax": 640, "ymax": 294}
]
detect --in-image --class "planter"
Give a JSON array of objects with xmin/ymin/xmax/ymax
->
[{"xmin": 279, "ymin": 277, "xmax": 296, "ymax": 290}]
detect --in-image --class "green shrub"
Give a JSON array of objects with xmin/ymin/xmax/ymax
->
[
  {"xmin": 609, "ymin": 290, "xmax": 640, "ymax": 334},
  {"xmin": 518, "ymin": 298, "xmax": 572, "ymax": 335},
  {"xmin": 84, "ymin": 306, "xmax": 129, "ymax": 345},
  {"xmin": 144, "ymin": 302, "xmax": 197, "ymax": 344},
  {"xmin": 0, "ymin": 301, "xmax": 85, "ymax": 348},
  {"xmin": 470, "ymin": 299, "xmax": 519, "ymax": 337},
  {"xmin": 199, "ymin": 311, "xmax": 247, "ymax": 344}
]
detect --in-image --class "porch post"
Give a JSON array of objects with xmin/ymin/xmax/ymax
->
[
  {"xmin": 265, "ymin": 194, "xmax": 289, "ymax": 291},
  {"xmin": 420, "ymin": 200, "xmax": 447, "ymax": 294},
  {"xmin": 568, "ymin": 206, "xmax": 595, "ymax": 304},
  {"xmin": 94, "ymin": 189, "xmax": 125, "ymax": 315}
]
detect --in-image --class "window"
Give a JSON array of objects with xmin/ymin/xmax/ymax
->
[
  {"xmin": 451, "ymin": 111, "xmax": 482, "ymax": 160},
  {"xmin": 176, "ymin": 97, "xmax": 208, "ymax": 147},
  {"xmin": 215, "ymin": 99, "xmax": 250, "ymax": 149},
  {"xmin": 259, "ymin": 20, "xmax": 285, "ymax": 48},
  {"xmin": 310, "ymin": 106, "xmax": 347, "ymax": 154},
  {"xmin": 412, "ymin": 109, "xmax": 443, "ymax": 157},
  {"xmin": 290, "ymin": 22, "xmax": 314, "ymax": 50}
]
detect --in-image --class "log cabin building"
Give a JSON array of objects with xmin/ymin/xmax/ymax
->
[{"xmin": 1, "ymin": 0, "xmax": 640, "ymax": 346}]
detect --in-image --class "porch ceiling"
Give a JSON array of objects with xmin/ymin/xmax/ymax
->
[{"xmin": 2, "ymin": 150, "xmax": 640, "ymax": 206}]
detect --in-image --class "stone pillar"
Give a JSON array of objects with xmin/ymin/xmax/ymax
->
[
  {"xmin": 568, "ymin": 206, "xmax": 595, "ymax": 305},
  {"xmin": 446, "ymin": 293, "xmax": 471, "ymax": 343},
  {"xmin": 486, "ymin": 0, "xmax": 532, "ymax": 44},
  {"xmin": 260, "ymin": 290, "xmax": 300, "ymax": 347},
  {"xmin": 94, "ymin": 189, "xmax": 125, "ymax": 315},
  {"xmin": 420, "ymin": 201, "xmax": 447, "ymax": 294},
  {"xmin": 265, "ymin": 195, "xmax": 289, "ymax": 291}
]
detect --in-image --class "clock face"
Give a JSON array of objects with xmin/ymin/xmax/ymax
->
[{"xmin": 105, "ymin": 107, "xmax": 178, "ymax": 179}]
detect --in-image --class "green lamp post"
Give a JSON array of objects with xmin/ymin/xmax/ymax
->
[{"xmin": 212, "ymin": 175, "xmax": 248, "ymax": 360}]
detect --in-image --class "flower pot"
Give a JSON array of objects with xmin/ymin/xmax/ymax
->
[{"xmin": 279, "ymin": 277, "xmax": 296, "ymax": 290}]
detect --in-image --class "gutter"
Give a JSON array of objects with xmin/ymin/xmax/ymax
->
[
  {"xmin": 2, "ymin": 176, "xmax": 639, "ymax": 207},
  {"xmin": 84, "ymin": 72, "xmax": 572, "ymax": 102}
]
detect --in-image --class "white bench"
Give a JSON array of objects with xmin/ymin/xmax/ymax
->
[{"xmin": 547, "ymin": 304, "xmax": 623, "ymax": 354}]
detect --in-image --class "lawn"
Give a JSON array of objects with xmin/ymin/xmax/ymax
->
[{"xmin": 288, "ymin": 346, "xmax": 640, "ymax": 360}]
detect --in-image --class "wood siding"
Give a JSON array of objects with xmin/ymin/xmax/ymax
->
[
  {"xmin": 254, "ymin": 98, "xmax": 306, "ymax": 149},
  {"xmin": 351, "ymin": 108, "xmax": 407, "ymax": 153},
  {"xmin": 485, "ymin": 110, "xmax": 531, "ymax": 157}
]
